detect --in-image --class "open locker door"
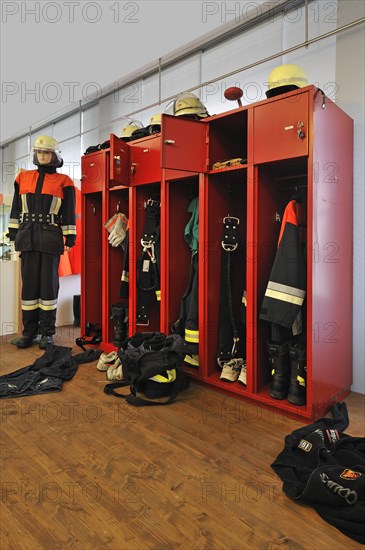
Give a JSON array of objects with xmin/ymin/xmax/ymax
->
[
  {"xmin": 109, "ymin": 133, "xmax": 130, "ymax": 186},
  {"xmin": 161, "ymin": 114, "xmax": 208, "ymax": 173}
]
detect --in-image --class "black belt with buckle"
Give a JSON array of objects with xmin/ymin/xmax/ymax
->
[{"xmin": 19, "ymin": 213, "xmax": 61, "ymax": 225}]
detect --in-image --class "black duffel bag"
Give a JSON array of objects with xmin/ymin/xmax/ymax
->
[{"xmin": 103, "ymin": 332, "xmax": 190, "ymax": 406}]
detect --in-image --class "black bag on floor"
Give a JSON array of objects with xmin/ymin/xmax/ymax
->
[{"xmin": 103, "ymin": 332, "xmax": 190, "ymax": 406}]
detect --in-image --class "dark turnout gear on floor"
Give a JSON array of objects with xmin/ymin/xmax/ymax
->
[
  {"xmin": 0, "ymin": 346, "xmax": 77, "ymax": 398},
  {"xmin": 271, "ymin": 402, "xmax": 365, "ymax": 544},
  {"xmin": 0, "ymin": 345, "xmax": 98, "ymax": 398},
  {"xmin": 7, "ymin": 165, "xmax": 76, "ymax": 339}
]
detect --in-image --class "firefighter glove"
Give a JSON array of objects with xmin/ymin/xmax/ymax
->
[{"xmin": 108, "ymin": 214, "xmax": 127, "ymax": 247}]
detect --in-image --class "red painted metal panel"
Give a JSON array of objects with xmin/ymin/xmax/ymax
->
[
  {"xmin": 130, "ymin": 135, "xmax": 161, "ymax": 185},
  {"xmin": 109, "ymin": 133, "xmax": 130, "ymax": 186},
  {"xmin": 161, "ymin": 114, "xmax": 207, "ymax": 173},
  {"xmin": 309, "ymin": 90, "xmax": 353, "ymax": 413},
  {"xmin": 81, "ymin": 151, "xmax": 105, "ymax": 193},
  {"xmin": 253, "ymin": 92, "xmax": 309, "ymax": 163}
]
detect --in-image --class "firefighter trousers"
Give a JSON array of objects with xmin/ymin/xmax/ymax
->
[{"xmin": 20, "ymin": 251, "xmax": 60, "ymax": 337}]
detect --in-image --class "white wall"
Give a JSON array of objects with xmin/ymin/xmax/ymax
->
[{"xmin": 336, "ymin": 0, "xmax": 365, "ymax": 394}]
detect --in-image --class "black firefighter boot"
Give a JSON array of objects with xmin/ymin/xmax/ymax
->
[
  {"xmin": 110, "ymin": 303, "xmax": 128, "ymax": 348},
  {"xmin": 288, "ymin": 341, "xmax": 307, "ymax": 406},
  {"xmin": 267, "ymin": 340, "xmax": 290, "ymax": 400}
]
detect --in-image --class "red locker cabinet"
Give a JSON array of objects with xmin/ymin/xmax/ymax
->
[
  {"xmin": 81, "ymin": 88, "xmax": 353, "ymax": 421},
  {"xmin": 198, "ymin": 86, "xmax": 353, "ymax": 421},
  {"xmin": 80, "ymin": 135, "xmax": 129, "ymax": 342}
]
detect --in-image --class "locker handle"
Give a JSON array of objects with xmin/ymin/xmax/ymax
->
[
  {"xmin": 163, "ymin": 139, "xmax": 175, "ymax": 145},
  {"xmin": 90, "ymin": 163, "xmax": 95, "ymax": 167},
  {"xmin": 297, "ymin": 121, "xmax": 305, "ymax": 140},
  {"xmin": 114, "ymin": 155, "xmax": 120, "ymax": 160}
]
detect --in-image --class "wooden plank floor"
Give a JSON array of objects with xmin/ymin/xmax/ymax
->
[{"xmin": 1, "ymin": 327, "xmax": 364, "ymax": 550}]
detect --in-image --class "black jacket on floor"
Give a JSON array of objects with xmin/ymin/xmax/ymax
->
[
  {"xmin": 0, "ymin": 345, "xmax": 101, "ymax": 398},
  {"xmin": 271, "ymin": 402, "xmax": 365, "ymax": 544}
]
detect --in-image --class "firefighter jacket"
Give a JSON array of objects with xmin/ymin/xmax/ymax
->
[
  {"xmin": 271, "ymin": 402, "xmax": 365, "ymax": 545},
  {"xmin": 260, "ymin": 199, "xmax": 306, "ymax": 334},
  {"xmin": 7, "ymin": 166, "xmax": 76, "ymax": 255},
  {"xmin": 171, "ymin": 197, "xmax": 199, "ymax": 362}
]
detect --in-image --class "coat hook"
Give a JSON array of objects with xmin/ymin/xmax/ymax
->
[{"xmin": 116, "ymin": 201, "xmax": 120, "ymax": 213}]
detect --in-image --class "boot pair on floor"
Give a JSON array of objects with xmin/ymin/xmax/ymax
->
[
  {"xmin": 267, "ymin": 340, "xmax": 307, "ymax": 405},
  {"xmin": 16, "ymin": 334, "xmax": 54, "ymax": 350}
]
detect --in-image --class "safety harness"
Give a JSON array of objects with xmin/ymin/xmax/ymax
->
[
  {"xmin": 136, "ymin": 199, "xmax": 161, "ymax": 325},
  {"xmin": 217, "ymin": 216, "xmax": 244, "ymax": 368}
]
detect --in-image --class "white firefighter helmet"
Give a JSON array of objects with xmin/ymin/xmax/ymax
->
[{"xmin": 32, "ymin": 135, "xmax": 62, "ymax": 166}]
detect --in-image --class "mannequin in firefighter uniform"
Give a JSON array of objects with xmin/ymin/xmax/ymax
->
[{"xmin": 8, "ymin": 135, "xmax": 76, "ymax": 349}]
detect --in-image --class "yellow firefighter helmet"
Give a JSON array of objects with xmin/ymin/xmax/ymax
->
[{"xmin": 266, "ymin": 64, "xmax": 308, "ymax": 98}]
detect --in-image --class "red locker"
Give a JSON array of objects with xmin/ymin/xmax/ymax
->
[{"xmin": 81, "ymin": 87, "xmax": 353, "ymax": 420}]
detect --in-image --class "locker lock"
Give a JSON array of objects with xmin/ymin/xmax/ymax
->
[
  {"xmin": 297, "ymin": 121, "xmax": 305, "ymax": 139},
  {"xmin": 131, "ymin": 162, "xmax": 137, "ymax": 175},
  {"xmin": 163, "ymin": 139, "xmax": 175, "ymax": 145}
]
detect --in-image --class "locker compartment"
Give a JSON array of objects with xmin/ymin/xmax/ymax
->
[
  {"xmin": 134, "ymin": 183, "xmax": 161, "ymax": 332},
  {"xmin": 164, "ymin": 176, "xmax": 200, "ymax": 369},
  {"xmin": 106, "ymin": 189, "xmax": 129, "ymax": 344},
  {"xmin": 253, "ymin": 91, "xmax": 309, "ymax": 163},
  {"xmin": 208, "ymin": 110, "xmax": 248, "ymax": 170},
  {"xmin": 81, "ymin": 152, "xmax": 106, "ymax": 193},
  {"xmin": 204, "ymin": 169, "xmax": 247, "ymax": 388},
  {"xmin": 255, "ymin": 158, "xmax": 308, "ymax": 411},
  {"xmin": 81, "ymin": 192, "xmax": 103, "ymax": 337}
]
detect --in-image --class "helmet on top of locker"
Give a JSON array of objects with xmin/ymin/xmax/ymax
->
[
  {"xmin": 32, "ymin": 135, "xmax": 63, "ymax": 167},
  {"xmin": 164, "ymin": 92, "xmax": 209, "ymax": 119},
  {"xmin": 146, "ymin": 113, "xmax": 162, "ymax": 135},
  {"xmin": 266, "ymin": 64, "xmax": 308, "ymax": 98},
  {"xmin": 121, "ymin": 120, "xmax": 143, "ymax": 141}
]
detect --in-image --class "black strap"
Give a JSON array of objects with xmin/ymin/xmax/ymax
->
[
  {"xmin": 103, "ymin": 367, "xmax": 186, "ymax": 407},
  {"xmin": 217, "ymin": 217, "xmax": 240, "ymax": 366},
  {"xmin": 136, "ymin": 200, "xmax": 160, "ymax": 325},
  {"xmin": 20, "ymin": 212, "xmax": 61, "ymax": 224},
  {"xmin": 119, "ymin": 230, "xmax": 129, "ymax": 299}
]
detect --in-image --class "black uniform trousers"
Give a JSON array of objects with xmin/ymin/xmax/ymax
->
[{"xmin": 20, "ymin": 251, "xmax": 60, "ymax": 337}]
